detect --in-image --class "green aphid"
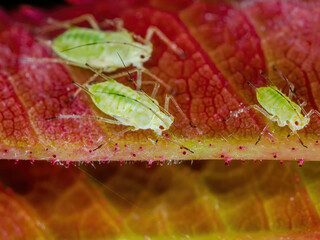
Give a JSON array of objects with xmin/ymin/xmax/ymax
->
[
  {"xmin": 225, "ymin": 66, "xmax": 320, "ymax": 147},
  {"xmin": 48, "ymin": 63, "xmax": 194, "ymax": 153},
  {"xmin": 52, "ymin": 27, "xmax": 150, "ymax": 72},
  {"xmin": 32, "ymin": 14, "xmax": 185, "ymax": 93},
  {"xmin": 86, "ymin": 78, "xmax": 173, "ymax": 136}
]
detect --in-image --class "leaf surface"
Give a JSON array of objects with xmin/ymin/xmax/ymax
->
[
  {"xmin": 1, "ymin": 0, "xmax": 320, "ymax": 238},
  {"xmin": 0, "ymin": 0, "xmax": 319, "ymax": 162}
]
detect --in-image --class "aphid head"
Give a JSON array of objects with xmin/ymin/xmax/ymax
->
[
  {"xmin": 131, "ymin": 44, "xmax": 152, "ymax": 66},
  {"xmin": 153, "ymin": 114, "xmax": 174, "ymax": 135},
  {"xmin": 289, "ymin": 114, "xmax": 310, "ymax": 131}
]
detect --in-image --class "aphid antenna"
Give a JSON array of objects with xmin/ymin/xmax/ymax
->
[
  {"xmin": 116, "ymin": 52, "xmax": 138, "ymax": 87},
  {"xmin": 71, "ymin": 81, "xmax": 96, "ymax": 98},
  {"xmin": 61, "ymin": 41, "xmax": 146, "ymax": 53},
  {"xmin": 141, "ymin": 90, "xmax": 172, "ymax": 121}
]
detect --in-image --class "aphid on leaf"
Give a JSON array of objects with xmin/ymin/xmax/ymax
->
[
  {"xmin": 225, "ymin": 66, "xmax": 320, "ymax": 147},
  {"xmin": 47, "ymin": 60, "xmax": 194, "ymax": 153},
  {"xmin": 29, "ymin": 14, "xmax": 185, "ymax": 95}
]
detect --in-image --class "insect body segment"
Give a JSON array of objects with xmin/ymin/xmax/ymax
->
[
  {"xmin": 52, "ymin": 27, "xmax": 152, "ymax": 72},
  {"xmin": 87, "ymin": 79, "xmax": 173, "ymax": 135}
]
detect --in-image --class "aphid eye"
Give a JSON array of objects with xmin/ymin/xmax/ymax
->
[
  {"xmin": 140, "ymin": 54, "xmax": 145, "ymax": 59},
  {"xmin": 159, "ymin": 125, "xmax": 164, "ymax": 130},
  {"xmin": 295, "ymin": 121, "xmax": 299, "ymax": 126}
]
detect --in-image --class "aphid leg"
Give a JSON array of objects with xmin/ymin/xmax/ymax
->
[
  {"xmin": 136, "ymin": 69, "xmax": 143, "ymax": 90},
  {"xmin": 104, "ymin": 69, "xmax": 138, "ymax": 87},
  {"xmin": 100, "ymin": 18, "xmax": 124, "ymax": 30},
  {"xmin": 307, "ymin": 109, "xmax": 320, "ymax": 118},
  {"xmin": 71, "ymin": 81, "xmax": 95, "ymax": 98},
  {"xmin": 144, "ymin": 26, "xmax": 186, "ymax": 58},
  {"xmin": 46, "ymin": 14, "xmax": 100, "ymax": 31},
  {"xmin": 224, "ymin": 105, "xmax": 273, "ymax": 122},
  {"xmin": 46, "ymin": 114, "xmax": 129, "ymax": 150},
  {"xmin": 255, "ymin": 120, "xmax": 274, "ymax": 145},
  {"xmin": 139, "ymin": 67, "xmax": 174, "ymax": 94},
  {"xmin": 287, "ymin": 131, "xmax": 307, "ymax": 148},
  {"xmin": 68, "ymin": 69, "xmax": 104, "ymax": 103},
  {"xmin": 106, "ymin": 67, "xmax": 173, "ymax": 94},
  {"xmin": 140, "ymin": 81, "xmax": 160, "ymax": 98},
  {"xmin": 299, "ymin": 97, "xmax": 307, "ymax": 108},
  {"xmin": 164, "ymin": 94, "xmax": 200, "ymax": 133},
  {"xmin": 93, "ymin": 127, "xmax": 134, "ymax": 151}
]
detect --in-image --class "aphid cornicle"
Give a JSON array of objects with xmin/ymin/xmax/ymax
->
[
  {"xmin": 48, "ymin": 63, "xmax": 194, "ymax": 153},
  {"xmin": 31, "ymin": 14, "xmax": 185, "ymax": 93},
  {"xmin": 225, "ymin": 66, "xmax": 320, "ymax": 147}
]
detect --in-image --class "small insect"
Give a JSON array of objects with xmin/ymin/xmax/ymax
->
[
  {"xmin": 29, "ymin": 14, "xmax": 185, "ymax": 95},
  {"xmin": 47, "ymin": 62, "xmax": 194, "ymax": 153},
  {"xmin": 224, "ymin": 66, "xmax": 320, "ymax": 147}
]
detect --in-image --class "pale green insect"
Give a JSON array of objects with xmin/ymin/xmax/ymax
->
[
  {"xmin": 32, "ymin": 14, "xmax": 184, "ymax": 93},
  {"xmin": 48, "ymin": 64, "xmax": 193, "ymax": 153},
  {"xmin": 52, "ymin": 27, "xmax": 151, "ymax": 72},
  {"xmin": 225, "ymin": 67, "xmax": 320, "ymax": 147}
]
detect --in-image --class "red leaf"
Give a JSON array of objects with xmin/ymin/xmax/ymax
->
[
  {"xmin": 0, "ymin": 0, "xmax": 319, "ymax": 162},
  {"xmin": 1, "ymin": 1, "xmax": 320, "ymax": 239}
]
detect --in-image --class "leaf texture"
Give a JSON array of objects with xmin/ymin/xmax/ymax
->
[
  {"xmin": 0, "ymin": 0, "xmax": 320, "ymax": 161},
  {"xmin": 1, "ymin": 0, "xmax": 320, "ymax": 239}
]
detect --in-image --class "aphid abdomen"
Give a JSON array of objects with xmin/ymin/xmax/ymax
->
[
  {"xmin": 53, "ymin": 27, "xmax": 106, "ymax": 66},
  {"xmin": 256, "ymin": 86, "xmax": 301, "ymax": 122}
]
